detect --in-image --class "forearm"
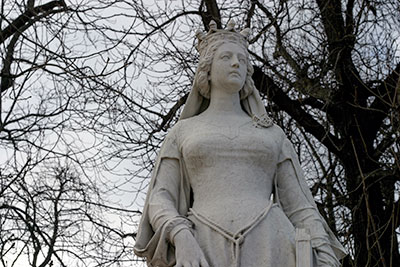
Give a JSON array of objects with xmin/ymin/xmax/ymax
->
[
  {"xmin": 148, "ymin": 158, "xmax": 193, "ymax": 242},
  {"xmin": 277, "ymin": 161, "xmax": 339, "ymax": 266},
  {"xmin": 289, "ymin": 207, "xmax": 338, "ymax": 265}
]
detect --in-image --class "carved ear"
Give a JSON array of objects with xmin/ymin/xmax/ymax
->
[{"xmin": 240, "ymin": 28, "xmax": 251, "ymax": 38}]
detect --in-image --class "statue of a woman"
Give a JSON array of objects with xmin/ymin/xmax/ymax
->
[{"xmin": 134, "ymin": 20, "xmax": 346, "ymax": 267}]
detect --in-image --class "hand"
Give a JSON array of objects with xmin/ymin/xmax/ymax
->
[{"xmin": 173, "ymin": 229, "xmax": 210, "ymax": 267}]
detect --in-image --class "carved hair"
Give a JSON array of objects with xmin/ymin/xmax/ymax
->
[{"xmin": 193, "ymin": 39, "xmax": 255, "ymax": 100}]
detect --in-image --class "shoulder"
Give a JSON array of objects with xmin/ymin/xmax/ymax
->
[
  {"xmin": 178, "ymin": 114, "xmax": 204, "ymax": 124},
  {"xmin": 158, "ymin": 122, "xmax": 184, "ymax": 158},
  {"xmin": 160, "ymin": 121, "xmax": 184, "ymax": 148},
  {"xmin": 164, "ymin": 116, "xmax": 197, "ymax": 134},
  {"xmin": 268, "ymin": 125, "xmax": 299, "ymax": 162},
  {"xmin": 269, "ymin": 123, "xmax": 285, "ymax": 135},
  {"xmin": 165, "ymin": 120, "xmax": 182, "ymax": 135},
  {"xmin": 260, "ymin": 123, "xmax": 287, "ymax": 142},
  {"xmin": 175, "ymin": 115, "xmax": 205, "ymax": 132},
  {"xmin": 263, "ymin": 124, "xmax": 295, "ymax": 156},
  {"xmin": 163, "ymin": 116, "xmax": 201, "ymax": 142}
]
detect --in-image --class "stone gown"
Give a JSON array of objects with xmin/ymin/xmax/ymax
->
[{"xmin": 133, "ymin": 115, "xmax": 345, "ymax": 267}]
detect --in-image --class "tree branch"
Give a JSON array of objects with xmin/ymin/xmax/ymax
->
[
  {"xmin": 252, "ymin": 66, "xmax": 343, "ymax": 156},
  {"xmin": 1, "ymin": 23, "xmax": 23, "ymax": 93},
  {"xmin": 370, "ymin": 62, "xmax": 400, "ymax": 112},
  {"xmin": 393, "ymin": 199, "xmax": 400, "ymax": 229},
  {"xmin": 0, "ymin": 0, "xmax": 66, "ymax": 44},
  {"xmin": 245, "ymin": 1, "xmax": 256, "ymax": 28},
  {"xmin": 315, "ymin": 0, "xmax": 346, "ymax": 56},
  {"xmin": 159, "ymin": 93, "xmax": 188, "ymax": 131},
  {"xmin": 344, "ymin": 0, "xmax": 355, "ymax": 35},
  {"xmin": 200, "ymin": 0, "xmax": 221, "ymax": 29},
  {"xmin": 367, "ymin": 62, "xmax": 400, "ymax": 151}
]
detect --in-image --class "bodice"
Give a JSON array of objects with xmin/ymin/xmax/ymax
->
[{"xmin": 178, "ymin": 116, "xmax": 282, "ymax": 232}]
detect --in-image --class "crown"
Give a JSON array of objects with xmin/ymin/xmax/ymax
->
[{"xmin": 196, "ymin": 20, "xmax": 250, "ymax": 55}]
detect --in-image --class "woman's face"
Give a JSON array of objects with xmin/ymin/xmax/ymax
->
[{"xmin": 209, "ymin": 42, "xmax": 247, "ymax": 95}]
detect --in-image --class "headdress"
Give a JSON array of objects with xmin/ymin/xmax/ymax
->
[
  {"xmin": 180, "ymin": 20, "xmax": 273, "ymax": 128},
  {"xmin": 195, "ymin": 20, "xmax": 250, "ymax": 56}
]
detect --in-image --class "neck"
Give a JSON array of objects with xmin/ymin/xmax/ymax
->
[{"xmin": 205, "ymin": 86, "xmax": 246, "ymax": 117}]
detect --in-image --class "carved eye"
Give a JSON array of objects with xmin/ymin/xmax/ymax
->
[
  {"xmin": 239, "ymin": 58, "xmax": 246, "ymax": 64},
  {"xmin": 221, "ymin": 54, "xmax": 230, "ymax": 60}
]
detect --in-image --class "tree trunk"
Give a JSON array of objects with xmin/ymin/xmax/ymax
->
[{"xmin": 344, "ymin": 141, "xmax": 399, "ymax": 266}]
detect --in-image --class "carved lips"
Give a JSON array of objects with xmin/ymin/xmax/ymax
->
[{"xmin": 229, "ymin": 70, "xmax": 241, "ymax": 77}]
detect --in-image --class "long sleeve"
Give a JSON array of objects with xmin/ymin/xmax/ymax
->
[
  {"xmin": 276, "ymin": 137, "xmax": 342, "ymax": 267},
  {"xmin": 134, "ymin": 122, "xmax": 192, "ymax": 266},
  {"xmin": 148, "ymin": 158, "xmax": 193, "ymax": 243}
]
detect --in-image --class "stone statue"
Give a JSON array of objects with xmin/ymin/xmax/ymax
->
[{"xmin": 134, "ymin": 20, "xmax": 346, "ymax": 267}]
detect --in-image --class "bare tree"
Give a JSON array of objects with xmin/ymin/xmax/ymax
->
[
  {"xmin": 0, "ymin": 163, "xmax": 141, "ymax": 267},
  {"xmin": 1, "ymin": 0, "xmax": 399, "ymax": 266},
  {"xmin": 0, "ymin": 0, "xmax": 144, "ymax": 266},
  {"xmin": 117, "ymin": 1, "xmax": 400, "ymax": 266}
]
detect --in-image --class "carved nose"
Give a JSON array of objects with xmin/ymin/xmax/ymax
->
[
  {"xmin": 231, "ymin": 58, "xmax": 239, "ymax": 68},
  {"xmin": 231, "ymin": 55, "xmax": 239, "ymax": 68}
]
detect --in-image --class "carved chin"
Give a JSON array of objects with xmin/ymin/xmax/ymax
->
[{"xmin": 227, "ymin": 78, "xmax": 245, "ymax": 89}]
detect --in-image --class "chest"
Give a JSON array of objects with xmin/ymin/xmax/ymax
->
[{"xmin": 180, "ymin": 122, "xmax": 280, "ymax": 169}]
